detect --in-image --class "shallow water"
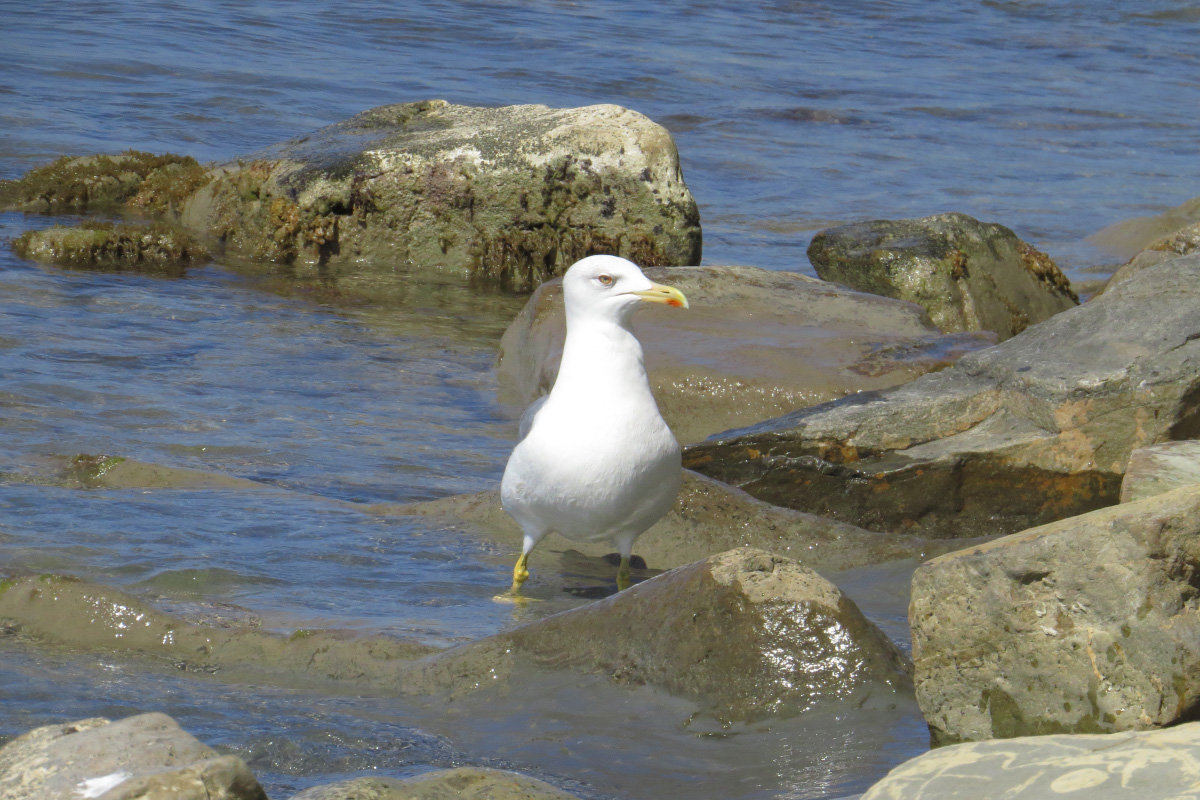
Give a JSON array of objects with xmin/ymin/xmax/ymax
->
[{"xmin": 2, "ymin": 2, "xmax": 1198, "ymax": 798}]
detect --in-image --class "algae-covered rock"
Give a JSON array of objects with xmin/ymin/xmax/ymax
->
[
  {"xmin": 860, "ymin": 722, "xmax": 1200, "ymax": 800},
  {"xmin": 12, "ymin": 222, "xmax": 209, "ymax": 274},
  {"xmin": 182, "ymin": 99, "xmax": 701, "ymax": 290},
  {"xmin": 910, "ymin": 484, "xmax": 1200, "ymax": 743},
  {"xmin": 0, "ymin": 150, "xmax": 209, "ymax": 215},
  {"xmin": 808, "ymin": 212, "xmax": 1077, "ymax": 340},
  {"xmin": 290, "ymin": 768, "xmax": 582, "ymax": 800},
  {"xmin": 410, "ymin": 548, "xmax": 911, "ymax": 721},
  {"xmin": 685, "ymin": 254, "xmax": 1200, "ymax": 538},
  {"xmin": 497, "ymin": 265, "xmax": 994, "ymax": 444},
  {"xmin": 395, "ymin": 469, "xmax": 926, "ymax": 576},
  {"xmin": 0, "ymin": 712, "xmax": 266, "ymax": 800}
]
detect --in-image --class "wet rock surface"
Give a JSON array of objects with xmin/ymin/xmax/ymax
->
[
  {"xmin": 394, "ymin": 469, "xmax": 929, "ymax": 576},
  {"xmin": 807, "ymin": 212, "xmax": 1077, "ymax": 340},
  {"xmin": 497, "ymin": 265, "xmax": 995, "ymax": 444},
  {"xmin": 181, "ymin": 100, "xmax": 700, "ymax": 290},
  {"xmin": 685, "ymin": 254, "xmax": 1200, "ymax": 538},
  {"xmin": 11, "ymin": 222, "xmax": 209, "ymax": 274},
  {"xmin": 909, "ymin": 484, "xmax": 1200, "ymax": 743},
  {"xmin": 410, "ymin": 548, "xmax": 912, "ymax": 722},
  {"xmin": 289, "ymin": 768, "xmax": 582, "ymax": 800},
  {"xmin": 860, "ymin": 722, "xmax": 1200, "ymax": 800},
  {"xmin": 1121, "ymin": 440, "xmax": 1200, "ymax": 502},
  {"xmin": 0, "ymin": 712, "xmax": 265, "ymax": 800}
]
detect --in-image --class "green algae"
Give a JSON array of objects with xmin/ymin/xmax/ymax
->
[{"xmin": 12, "ymin": 222, "xmax": 209, "ymax": 274}]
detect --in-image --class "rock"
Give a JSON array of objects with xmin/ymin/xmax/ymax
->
[
  {"xmin": 0, "ymin": 150, "xmax": 208, "ymax": 216},
  {"xmin": 685, "ymin": 254, "xmax": 1200, "ymax": 538},
  {"xmin": 807, "ymin": 212, "xmax": 1077, "ymax": 340},
  {"xmin": 1088, "ymin": 194, "xmax": 1200, "ymax": 261},
  {"xmin": 181, "ymin": 100, "xmax": 701, "ymax": 290},
  {"xmin": 1121, "ymin": 440, "xmax": 1200, "ymax": 502},
  {"xmin": 290, "ymin": 768, "xmax": 582, "ymax": 800},
  {"xmin": 0, "ymin": 574, "xmax": 437, "ymax": 686},
  {"xmin": 860, "ymin": 722, "xmax": 1200, "ymax": 800},
  {"xmin": 909, "ymin": 484, "xmax": 1200, "ymax": 743},
  {"xmin": 496, "ymin": 265, "xmax": 995, "ymax": 444},
  {"xmin": 408, "ymin": 548, "xmax": 911, "ymax": 722},
  {"xmin": 1101, "ymin": 219, "xmax": 1200, "ymax": 294},
  {"xmin": 392, "ymin": 469, "xmax": 929, "ymax": 576},
  {"xmin": 11, "ymin": 222, "xmax": 208, "ymax": 274},
  {"xmin": 0, "ymin": 712, "xmax": 265, "ymax": 800}
]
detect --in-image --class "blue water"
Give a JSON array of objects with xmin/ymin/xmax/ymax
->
[{"xmin": 1, "ymin": 2, "xmax": 1198, "ymax": 798}]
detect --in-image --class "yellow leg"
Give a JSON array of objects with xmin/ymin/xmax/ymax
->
[
  {"xmin": 511, "ymin": 551, "xmax": 530, "ymax": 593},
  {"xmin": 616, "ymin": 555, "xmax": 631, "ymax": 591}
]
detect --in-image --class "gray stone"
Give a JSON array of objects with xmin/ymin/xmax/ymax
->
[
  {"xmin": 807, "ymin": 212, "xmax": 1077, "ymax": 340},
  {"xmin": 0, "ymin": 713, "xmax": 265, "ymax": 800},
  {"xmin": 1101, "ymin": 219, "xmax": 1200, "ymax": 294},
  {"xmin": 497, "ymin": 265, "xmax": 994, "ymax": 444},
  {"xmin": 1121, "ymin": 440, "xmax": 1200, "ymax": 502},
  {"xmin": 410, "ymin": 548, "xmax": 912, "ymax": 722},
  {"xmin": 910, "ymin": 484, "xmax": 1200, "ymax": 743},
  {"xmin": 391, "ymin": 469, "xmax": 928, "ymax": 576},
  {"xmin": 181, "ymin": 100, "xmax": 701, "ymax": 290},
  {"xmin": 860, "ymin": 722, "xmax": 1200, "ymax": 799},
  {"xmin": 290, "ymin": 768, "xmax": 581, "ymax": 800},
  {"xmin": 685, "ymin": 254, "xmax": 1200, "ymax": 538}
]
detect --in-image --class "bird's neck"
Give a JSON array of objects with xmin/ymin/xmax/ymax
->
[{"xmin": 552, "ymin": 318, "xmax": 654, "ymax": 402}]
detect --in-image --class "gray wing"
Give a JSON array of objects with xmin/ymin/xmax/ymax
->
[{"xmin": 517, "ymin": 394, "xmax": 549, "ymax": 441}]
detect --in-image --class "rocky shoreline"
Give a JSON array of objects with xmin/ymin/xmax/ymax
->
[{"xmin": 4, "ymin": 100, "xmax": 1200, "ymax": 799}]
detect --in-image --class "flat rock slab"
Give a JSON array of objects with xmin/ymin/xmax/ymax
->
[
  {"xmin": 860, "ymin": 722, "xmax": 1200, "ymax": 800},
  {"xmin": 1122, "ymin": 440, "xmax": 1200, "ymax": 502},
  {"xmin": 910, "ymin": 484, "xmax": 1200, "ymax": 743},
  {"xmin": 290, "ymin": 768, "xmax": 581, "ymax": 800},
  {"xmin": 409, "ymin": 548, "xmax": 911, "ymax": 722},
  {"xmin": 0, "ymin": 713, "xmax": 265, "ymax": 800},
  {"xmin": 685, "ymin": 254, "xmax": 1200, "ymax": 538},
  {"xmin": 392, "ymin": 469, "xmax": 928, "ymax": 576},
  {"xmin": 497, "ymin": 265, "xmax": 994, "ymax": 443},
  {"xmin": 808, "ymin": 212, "xmax": 1077, "ymax": 340},
  {"xmin": 181, "ymin": 100, "xmax": 701, "ymax": 290}
]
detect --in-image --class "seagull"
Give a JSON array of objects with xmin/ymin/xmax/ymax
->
[{"xmin": 499, "ymin": 255, "xmax": 689, "ymax": 597}]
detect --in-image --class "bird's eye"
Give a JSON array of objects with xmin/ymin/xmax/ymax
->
[{"xmin": 597, "ymin": 274, "xmax": 614, "ymax": 286}]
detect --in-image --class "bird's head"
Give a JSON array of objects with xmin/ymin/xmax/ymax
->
[{"xmin": 561, "ymin": 255, "xmax": 689, "ymax": 326}]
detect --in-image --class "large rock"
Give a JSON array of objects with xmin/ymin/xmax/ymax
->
[
  {"xmin": 685, "ymin": 254, "xmax": 1200, "ymax": 538},
  {"xmin": 909, "ymin": 484, "xmax": 1200, "ymax": 743},
  {"xmin": 0, "ymin": 713, "xmax": 265, "ymax": 800},
  {"xmin": 393, "ymin": 469, "xmax": 928, "ymax": 576},
  {"xmin": 1101, "ymin": 219, "xmax": 1200, "ymax": 294},
  {"xmin": 408, "ymin": 548, "xmax": 911, "ymax": 722},
  {"xmin": 290, "ymin": 768, "xmax": 581, "ymax": 800},
  {"xmin": 497, "ymin": 265, "xmax": 994, "ymax": 444},
  {"xmin": 181, "ymin": 100, "xmax": 701, "ymax": 290},
  {"xmin": 860, "ymin": 722, "xmax": 1200, "ymax": 800},
  {"xmin": 1121, "ymin": 440, "xmax": 1200, "ymax": 502},
  {"xmin": 807, "ymin": 212, "xmax": 1078, "ymax": 340}
]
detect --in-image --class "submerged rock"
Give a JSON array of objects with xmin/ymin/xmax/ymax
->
[
  {"xmin": 497, "ymin": 265, "xmax": 994, "ymax": 444},
  {"xmin": 394, "ymin": 469, "xmax": 928, "ymax": 576},
  {"xmin": 807, "ymin": 212, "xmax": 1077, "ymax": 340},
  {"xmin": 0, "ymin": 712, "xmax": 265, "ymax": 800},
  {"xmin": 1101, "ymin": 219, "xmax": 1200, "ymax": 294},
  {"xmin": 409, "ymin": 548, "xmax": 911, "ymax": 722},
  {"xmin": 11, "ymin": 222, "xmax": 209, "ymax": 274},
  {"xmin": 860, "ymin": 722, "xmax": 1200, "ymax": 800},
  {"xmin": 909, "ymin": 484, "xmax": 1200, "ymax": 743},
  {"xmin": 685, "ymin": 254, "xmax": 1200, "ymax": 538},
  {"xmin": 1088, "ymin": 193, "xmax": 1200, "ymax": 262},
  {"xmin": 1121, "ymin": 440, "xmax": 1200, "ymax": 502},
  {"xmin": 0, "ymin": 150, "xmax": 208, "ymax": 216},
  {"xmin": 289, "ymin": 768, "xmax": 582, "ymax": 800},
  {"xmin": 182, "ymin": 99, "xmax": 701, "ymax": 290}
]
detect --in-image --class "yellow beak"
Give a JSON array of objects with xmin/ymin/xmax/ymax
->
[{"xmin": 630, "ymin": 282, "xmax": 689, "ymax": 309}]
